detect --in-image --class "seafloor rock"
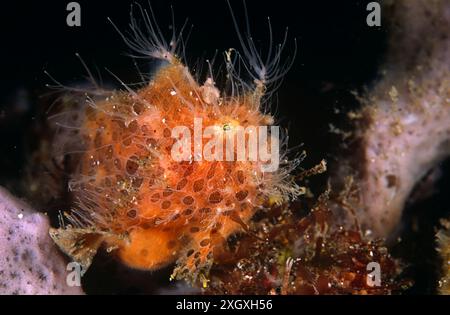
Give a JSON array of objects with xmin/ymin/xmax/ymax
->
[{"xmin": 0, "ymin": 187, "xmax": 83, "ymax": 294}]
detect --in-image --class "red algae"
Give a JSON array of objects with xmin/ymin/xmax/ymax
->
[{"xmin": 206, "ymin": 190, "xmax": 410, "ymax": 295}]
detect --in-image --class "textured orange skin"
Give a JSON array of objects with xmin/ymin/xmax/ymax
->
[{"xmin": 73, "ymin": 61, "xmax": 275, "ymax": 276}]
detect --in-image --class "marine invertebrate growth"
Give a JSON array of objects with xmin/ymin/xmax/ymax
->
[
  {"xmin": 437, "ymin": 219, "xmax": 450, "ymax": 294},
  {"xmin": 49, "ymin": 3, "xmax": 301, "ymax": 281},
  {"xmin": 335, "ymin": 0, "xmax": 450, "ymax": 237},
  {"xmin": 0, "ymin": 187, "xmax": 83, "ymax": 295}
]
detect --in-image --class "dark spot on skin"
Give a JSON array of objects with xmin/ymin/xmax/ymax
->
[
  {"xmin": 177, "ymin": 179, "xmax": 188, "ymax": 190},
  {"xmin": 235, "ymin": 190, "xmax": 249, "ymax": 201},
  {"xmin": 150, "ymin": 193, "xmax": 160, "ymax": 202},
  {"xmin": 240, "ymin": 202, "xmax": 249, "ymax": 211},
  {"xmin": 122, "ymin": 137, "xmax": 132, "ymax": 147},
  {"xmin": 209, "ymin": 191, "xmax": 223, "ymax": 204},
  {"xmin": 183, "ymin": 196, "xmax": 194, "ymax": 205},
  {"xmin": 146, "ymin": 138, "xmax": 158, "ymax": 147},
  {"xmin": 222, "ymin": 210, "xmax": 234, "ymax": 216},
  {"xmin": 193, "ymin": 179, "xmax": 205, "ymax": 193},
  {"xmin": 126, "ymin": 157, "xmax": 139, "ymax": 175},
  {"xmin": 163, "ymin": 128, "xmax": 171, "ymax": 137},
  {"xmin": 167, "ymin": 240, "xmax": 177, "ymax": 249},
  {"xmin": 184, "ymin": 166, "xmax": 194, "ymax": 177},
  {"xmin": 199, "ymin": 207, "xmax": 212, "ymax": 214},
  {"xmin": 127, "ymin": 120, "xmax": 139, "ymax": 133},
  {"xmin": 163, "ymin": 189, "xmax": 173, "ymax": 197},
  {"xmin": 132, "ymin": 177, "xmax": 144, "ymax": 189},
  {"xmin": 237, "ymin": 170, "xmax": 245, "ymax": 184},
  {"xmin": 127, "ymin": 209, "xmax": 137, "ymax": 218},
  {"xmin": 190, "ymin": 227, "xmax": 200, "ymax": 233},
  {"xmin": 141, "ymin": 221, "xmax": 152, "ymax": 229},
  {"xmin": 161, "ymin": 200, "xmax": 171, "ymax": 209}
]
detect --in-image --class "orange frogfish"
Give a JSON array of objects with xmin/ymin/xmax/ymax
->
[{"xmin": 49, "ymin": 4, "xmax": 301, "ymax": 282}]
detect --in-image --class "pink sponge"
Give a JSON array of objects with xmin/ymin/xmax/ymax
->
[{"xmin": 0, "ymin": 187, "xmax": 83, "ymax": 294}]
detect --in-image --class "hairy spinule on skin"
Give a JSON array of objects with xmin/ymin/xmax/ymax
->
[{"xmin": 49, "ymin": 3, "xmax": 301, "ymax": 282}]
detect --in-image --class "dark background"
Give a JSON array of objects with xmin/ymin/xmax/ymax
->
[{"xmin": 0, "ymin": 0, "xmax": 386, "ymax": 189}]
